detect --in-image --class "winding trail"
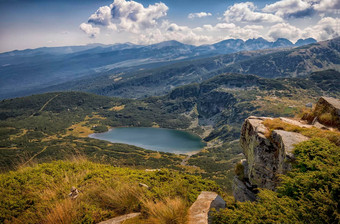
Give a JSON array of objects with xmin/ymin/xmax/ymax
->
[
  {"xmin": 180, "ymin": 155, "xmax": 191, "ymax": 166},
  {"xmin": 21, "ymin": 146, "xmax": 47, "ymax": 167},
  {"xmin": 30, "ymin": 94, "xmax": 60, "ymax": 117}
]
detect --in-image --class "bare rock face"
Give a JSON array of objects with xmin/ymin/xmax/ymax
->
[
  {"xmin": 233, "ymin": 116, "xmax": 309, "ymax": 201},
  {"xmin": 317, "ymin": 97, "xmax": 340, "ymax": 116},
  {"xmin": 272, "ymin": 130, "xmax": 309, "ymax": 174},
  {"xmin": 188, "ymin": 191, "xmax": 226, "ymax": 224},
  {"xmin": 314, "ymin": 97, "xmax": 340, "ymax": 128},
  {"xmin": 232, "ymin": 176, "xmax": 256, "ymax": 202}
]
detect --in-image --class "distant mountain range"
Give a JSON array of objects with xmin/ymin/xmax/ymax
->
[
  {"xmin": 0, "ymin": 36, "xmax": 327, "ymax": 99},
  {"xmin": 45, "ymin": 37, "xmax": 339, "ymax": 99},
  {"xmin": 196, "ymin": 37, "xmax": 316, "ymax": 54}
]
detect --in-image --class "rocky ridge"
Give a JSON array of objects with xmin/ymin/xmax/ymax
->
[{"xmin": 233, "ymin": 96, "xmax": 340, "ymax": 202}]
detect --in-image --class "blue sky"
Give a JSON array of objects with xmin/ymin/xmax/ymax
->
[{"xmin": 0, "ymin": 0, "xmax": 339, "ymax": 52}]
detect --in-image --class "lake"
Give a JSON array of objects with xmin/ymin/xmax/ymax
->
[{"xmin": 89, "ymin": 127, "xmax": 206, "ymax": 154}]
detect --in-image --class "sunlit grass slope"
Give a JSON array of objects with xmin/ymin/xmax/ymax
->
[{"xmin": 0, "ymin": 159, "xmax": 220, "ymax": 224}]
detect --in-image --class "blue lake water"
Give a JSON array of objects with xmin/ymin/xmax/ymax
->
[{"xmin": 89, "ymin": 127, "xmax": 206, "ymax": 154}]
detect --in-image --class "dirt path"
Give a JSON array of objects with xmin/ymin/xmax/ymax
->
[
  {"xmin": 21, "ymin": 146, "xmax": 47, "ymax": 167},
  {"xmin": 30, "ymin": 94, "xmax": 60, "ymax": 117},
  {"xmin": 180, "ymin": 155, "xmax": 191, "ymax": 166}
]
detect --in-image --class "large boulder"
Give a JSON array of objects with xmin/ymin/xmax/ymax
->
[
  {"xmin": 234, "ymin": 116, "xmax": 309, "ymax": 201},
  {"xmin": 314, "ymin": 97, "xmax": 340, "ymax": 128}
]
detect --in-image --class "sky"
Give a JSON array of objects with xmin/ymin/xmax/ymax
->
[{"xmin": 0, "ymin": 0, "xmax": 339, "ymax": 52}]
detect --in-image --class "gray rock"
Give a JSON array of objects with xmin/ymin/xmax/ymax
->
[
  {"xmin": 188, "ymin": 191, "xmax": 226, "ymax": 224},
  {"xmin": 138, "ymin": 183, "xmax": 149, "ymax": 189},
  {"xmin": 318, "ymin": 97, "xmax": 340, "ymax": 116},
  {"xmin": 68, "ymin": 186, "xmax": 79, "ymax": 199},
  {"xmin": 236, "ymin": 116, "xmax": 309, "ymax": 201},
  {"xmin": 272, "ymin": 130, "xmax": 309, "ymax": 173},
  {"xmin": 305, "ymin": 102, "xmax": 313, "ymax": 108},
  {"xmin": 315, "ymin": 97, "xmax": 340, "ymax": 128},
  {"xmin": 240, "ymin": 117, "xmax": 277, "ymax": 190},
  {"xmin": 232, "ymin": 176, "xmax": 256, "ymax": 202}
]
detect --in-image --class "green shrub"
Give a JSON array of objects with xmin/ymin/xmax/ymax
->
[
  {"xmin": 235, "ymin": 163, "xmax": 244, "ymax": 180},
  {"xmin": 213, "ymin": 138, "xmax": 340, "ymax": 224},
  {"xmin": 0, "ymin": 160, "xmax": 219, "ymax": 223}
]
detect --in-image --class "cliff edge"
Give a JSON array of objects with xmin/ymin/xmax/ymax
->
[{"xmin": 233, "ymin": 96, "xmax": 340, "ymax": 202}]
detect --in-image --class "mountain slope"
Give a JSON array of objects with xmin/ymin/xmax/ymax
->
[
  {"xmin": 1, "ymin": 70, "xmax": 339, "ymax": 191},
  {"xmin": 0, "ymin": 160, "xmax": 219, "ymax": 223},
  {"xmin": 0, "ymin": 37, "xmax": 317, "ymax": 99},
  {"xmin": 223, "ymin": 37, "xmax": 340, "ymax": 78},
  {"xmin": 56, "ymin": 38, "xmax": 340, "ymax": 99}
]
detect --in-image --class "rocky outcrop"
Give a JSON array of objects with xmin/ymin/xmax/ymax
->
[
  {"xmin": 233, "ymin": 116, "xmax": 309, "ymax": 201},
  {"xmin": 314, "ymin": 97, "xmax": 340, "ymax": 128},
  {"xmin": 188, "ymin": 191, "xmax": 226, "ymax": 224},
  {"xmin": 317, "ymin": 97, "xmax": 340, "ymax": 116}
]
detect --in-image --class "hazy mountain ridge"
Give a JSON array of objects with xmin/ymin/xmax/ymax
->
[
  {"xmin": 0, "ymin": 37, "xmax": 316, "ymax": 99},
  {"xmin": 223, "ymin": 37, "xmax": 340, "ymax": 78},
  {"xmin": 55, "ymin": 38, "xmax": 339, "ymax": 99}
]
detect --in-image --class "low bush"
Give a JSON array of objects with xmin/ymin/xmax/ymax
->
[
  {"xmin": 0, "ymin": 159, "xmax": 219, "ymax": 223},
  {"xmin": 212, "ymin": 138, "xmax": 340, "ymax": 224}
]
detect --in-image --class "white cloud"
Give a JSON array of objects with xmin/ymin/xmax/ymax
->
[
  {"xmin": 313, "ymin": 0, "xmax": 340, "ymax": 12},
  {"xmin": 268, "ymin": 23, "xmax": 302, "ymax": 41},
  {"xmin": 193, "ymin": 23, "xmax": 262, "ymax": 42},
  {"xmin": 224, "ymin": 2, "xmax": 283, "ymax": 23},
  {"xmin": 86, "ymin": 0, "xmax": 168, "ymax": 33},
  {"xmin": 198, "ymin": 23, "xmax": 236, "ymax": 31},
  {"xmin": 80, "ymin": 23, "xmax": 100, "ymax": 38},
  {"xmin": 263, "ymin": 0, "xmax": 313, "ymax": 18},
  {"xmin": 244, "ymin": 25, "xmax": 264, "ymax": 30},
  {"xmin": 88, "ymin": 6, "xmax": 112, "ymax": 26},
  {"xmin": 215, "ymin": 23, "xmax": 236, "ymax": 29},
  {"xmin": 137, "ymin": 21, "xmax": 213, "ymax": 45},
  {"xmin": 188, "ymin": 12, "xmax": 212, "ymax": 19},
  {"xmin": 267, "ymin": 17, "xmax": 340, "ymax": 42},
  {"xmin": 302, "ymin": 17, "xmax": 340, "ymax": 40},
  {"xmin": 79, "ymin": 0, "xmax": 338, "ymax": 45}
]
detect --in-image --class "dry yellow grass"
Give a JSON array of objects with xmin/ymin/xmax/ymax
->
[
  {"xmin": 143, "ymin": 197, "xmax": 188, "ymax": 224},
  {"xmin": 148, "ymin": 152, "xmax": 162, "ymax": 159},
  {"xmin": 89, "ymin": 182, "xmax": 145, "ymax": 215},
  {"xmin": 41, "ymin": 134, "xmax": 60, "ymax": 142},
  {"xmin": 151, "ymin": 122, "xmax": 160, "ymax": 128},
  {"xmin": 109, "ymin": 105, "xmax": 125, "ymax": 111},
  {"xmin": 65, "ymin": 121, "xmax": 93, "ymax": 137},
  {"xmin": 89, "ymin": 114, "xmax": 107, "ymax": 120},
  {"xmin": 263, "ymin": 118, "xmax": 340, "ymax": 145},
  {"xmin": 45, "ymin": 199, "xmax": 78, "ymax": 224},
  {"xmin": 9, "ymin": 129, "xmax": 28, "ymax": 141}
]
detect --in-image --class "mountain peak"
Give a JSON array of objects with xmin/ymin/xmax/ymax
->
[
  {"xmin": 150, "ymin": 40, "xmax": 187, "ymax": 49},
  {"xmin": 272, "ymin": 38, "xmax": 293, "ymax": 47},
  {"xmin": 295, "ymin": 38, "xmax": 317, "ymax": 46}
]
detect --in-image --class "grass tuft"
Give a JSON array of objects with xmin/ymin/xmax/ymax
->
[
  {"xmin": 45, "ymin": 199, "xmax": 78, "ymax": 224},
  {"xmin": 143, "ymin": 197, "xmax": 188, "ymax": 224}
]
